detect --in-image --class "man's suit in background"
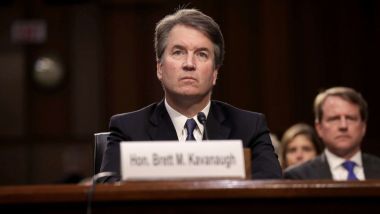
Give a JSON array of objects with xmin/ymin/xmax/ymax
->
[
  {"xmin": 100, "ymin": 100, "xmax": 282, "ymax": 181},
  {"xmin": 283, "ymin": 152, "xmax": 380, "ymax": 179}
]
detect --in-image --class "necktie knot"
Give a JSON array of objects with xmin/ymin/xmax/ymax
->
[
  {"xmin": 185, "ymin": 119, "xmax": 197, "ymax": 141},
  {"xmin": 342, "ymin": 160, "xmax": 358, "ymax": 180}
]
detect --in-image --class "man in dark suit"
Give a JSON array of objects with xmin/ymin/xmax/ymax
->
[
  {"xmin": 100, "ymin": 8, "xmax": 282, "ymax": 182},
  {"xmin": 284, "ymin": 87, "xmax": 380, "ymax": 180}
]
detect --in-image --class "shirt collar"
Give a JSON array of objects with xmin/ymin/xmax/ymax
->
[
  {"xmin": 164, "ymin": 99, "xmax": 211, "ymax": 139},
  {"xmin": 324, "ymin": 148, "xmax": 363, "ymax": 169}
]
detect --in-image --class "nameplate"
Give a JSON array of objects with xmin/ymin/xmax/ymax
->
[{"xmin": 120, "ymin": 140, "xmax": 246, "ymax": 180}]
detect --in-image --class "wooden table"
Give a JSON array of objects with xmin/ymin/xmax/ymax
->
[{"xmin": 1, "ymin": 179, "xmax": 379, "ymax": 213}]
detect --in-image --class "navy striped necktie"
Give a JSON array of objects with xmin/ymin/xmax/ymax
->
[{"xmin": 185, "ymin": 119, "xmax": 196, "ymax": 141}]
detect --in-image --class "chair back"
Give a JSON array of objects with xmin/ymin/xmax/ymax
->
[{"xmin": 94, "ymin": 132, "xmax": 110, "ymax": 175}]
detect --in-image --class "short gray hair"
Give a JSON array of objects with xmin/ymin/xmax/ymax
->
[{"xmin": 154, "ymin": 9, "xmax": 225, "ymax": 69}]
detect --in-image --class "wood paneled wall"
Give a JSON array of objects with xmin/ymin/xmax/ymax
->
[
  {"xmin": 102, "ymin": 0, "xmax": 380, "ymax": 154},
  {"xmin": 0, "ymin": 0, "xmax": 379, "ymax": 184}
]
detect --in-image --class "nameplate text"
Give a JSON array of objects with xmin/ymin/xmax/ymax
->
[{"xmin": 120, "ymin": 140, "xmax": 245, "ymax": 180}]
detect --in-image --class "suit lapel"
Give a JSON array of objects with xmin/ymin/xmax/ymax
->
[
  {"xmin": 148, "ymin": 100, "xmax": 178, "ymax": 141},
  {"xmin": 206, "ymin": 101, "xmax": 231, "ymax": 140},
  {"xmin": 362, "ymin": 153, "xmax": 380, "ymax": 179},
  {"xmin": 147, "ymin": 100, "xmax": 231, "ymax": 141}
]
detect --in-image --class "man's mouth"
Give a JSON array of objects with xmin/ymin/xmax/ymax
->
[
  {"xmin": 180, "ymin": 76, "xmax": 197, "ymax": 81},
  {"xmin": 335, "ymin": 135, "xmax": 351, "ymax": 140}
]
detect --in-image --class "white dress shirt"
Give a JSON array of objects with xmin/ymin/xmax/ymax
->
[
  {"xmin": 165, "ymin": 99, "xmax": 210, "ymax": 142},
  {"xmin": 324, "ymin": 149, "xmax": 365, "ymax": 181}
]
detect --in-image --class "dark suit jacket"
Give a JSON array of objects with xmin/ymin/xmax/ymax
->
[
  {"xmin": 283, "ymin": 152, "xmax": 380, "ymax": 179},
  {"xmin": 100, "ymin": 100, "xmax": 282, "ymax": 182}
]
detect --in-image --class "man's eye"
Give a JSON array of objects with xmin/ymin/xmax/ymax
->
[
  {"xmin": 197, "ymin": 52, "xmax": 208, "ymax": 59},
  {"xmin": 327, "ymin": 117, "xmax": 339, "ymax": 122},
  {"xmin": 173, "ymin": 50, "xmax": 184, "ymax": 55},
  {"xmin": 346, "ymin": 116, "xmax": 359, "ymax": 121}
]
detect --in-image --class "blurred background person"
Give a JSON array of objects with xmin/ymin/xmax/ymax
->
[
  {"xmin": 284, "ymin": 87, "xmax": 380, "ymax": 180},
  {"xmin": 281, "ymin": 123, "xmax": 322, "ymax": 169}
]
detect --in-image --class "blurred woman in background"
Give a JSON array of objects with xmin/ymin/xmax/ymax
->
[{"xmin": 281, "ymin": 123, "xmax": 323, "ymax": 169}]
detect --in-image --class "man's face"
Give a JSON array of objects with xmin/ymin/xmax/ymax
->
[
  {"xmin": 315, "ymin": 96, "xmax": 366, "ymax": 158},
  {"xmin": 157, "ymin": 25, "xmax": 218, "ymax": 103}
]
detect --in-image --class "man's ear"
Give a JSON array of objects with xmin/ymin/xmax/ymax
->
[
  {"xmin": 315, "ymin": 120, "xmax": 322, "ymax": 137},
  {"xmin": 361, "ymin": 122, "xmax": 367, "ymax": 138},
  {"xmin": 157, "ymin": 62, "xmax": 162, "ymax": 81},
  {"xmin": 212, "ymin": 69, "xmax": 218, "ymax": 85}
]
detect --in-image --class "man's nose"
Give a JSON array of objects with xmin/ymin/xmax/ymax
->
[
  {"xmin": 338, "ymin": 117, "xmax": 348, "ymax": 130},
  {"xmin": 182, "ymin": 54, "xmax": 196, "ymax": 71}
]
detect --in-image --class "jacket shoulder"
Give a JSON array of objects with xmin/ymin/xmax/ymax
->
[
  {"xmin": 212, "ymin": 100, "xmax": 265, "ymax": 120},
  {"xmin": 110, "ymin": 102, "xmax": 157, "ymax": 122}
]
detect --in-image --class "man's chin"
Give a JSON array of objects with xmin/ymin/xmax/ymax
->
[
  {"xmin": 178, "ymin": 93, "xmax": 205, "ymax": 100},
  {"xmin": 335, "ymin": 142, "xmax": 354, "ymax": 150},
  {"xmin": 165, "ymin": 88, "xmax": 211, "ymax": 102},
  {"xmin": 176, "ymin": 89, "xmax": 209, "ymax": 98},
  {"xmin": 331, "ymin": 144, "xmax": 359, "ymax": 157}
]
